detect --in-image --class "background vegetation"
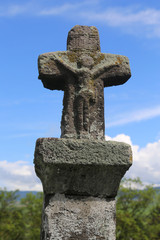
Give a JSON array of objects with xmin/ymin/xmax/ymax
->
[
  {"xmin": 0, "ymin": 178, "xmax": 160, "ymax": 240},
  {"xmin": 0, "ymin": 190, "xmax": 43, "ymax": 240},
  {"xmin": 116, "ymin": 178, "xmax": 160, "ymax": 240}
]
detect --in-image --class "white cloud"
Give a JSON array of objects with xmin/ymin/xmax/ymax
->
[
  {"xmin": 0, "ymin": 160, "xmax": 42, "ymax": 191},
  {"xmin": 39, "ymin": 3, "xmax": 77, "ymax": 16},
  {"xmin": 107, "ymin": 105, "xmax": 160, "ymax": 127},
  {"xmin": 1, "ymin": 2, "xmax": 160, "ymax": 38},
  {"xmin": 0, "ymin": 160, "xmax": 32, "ymax": 176},
  {"xmin": 83, "ymin": 7, "xmax": 160, "ymax": 26},
  {"xmin": 106, "ymin": 134, "xmax": 160, "ymax": 186},
  {"xmin": 0, "ymin": 1, "xmax": 95, "ymax": 17},
  {"xmin": 0, "ymin": 3, "xmax": 33, "ymax": 17},
  {"xmin": 81, "ymin": 7, "xmax": 160, "ymax": 38},
  {"xmin": 38, "ymin": 1, "xmax": 100, "ymax": 16}
]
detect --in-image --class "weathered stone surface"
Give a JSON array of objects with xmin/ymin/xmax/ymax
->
[
  {"xmin": 38, "ymin": 25, "xmax": 131, "ymax": 140},
  {"xmin": 41, "ymin": 194, "xmax": 116, "ymax": 240},
  {"xmin": 34, "ymin": 138, "xmax": 132, "ymax": 197},
  {"xmin": 36, "ymin": 25, "xmax": 133, "ymax": 240},
  {"xmin": 67, "ymin": 25, "xmax": 101, "ymax": 52}
]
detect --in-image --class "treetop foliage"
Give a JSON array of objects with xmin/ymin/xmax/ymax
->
[
  {"xmin": 0, "ymin": 188, "xmax": 43, "ymax": 240},
  {"xmin": 116, "ymin": 178, "xmax": 160, "ymax": 240}
]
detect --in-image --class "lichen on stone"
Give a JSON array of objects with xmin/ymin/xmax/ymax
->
[
  {"xmin": 67, "ymin": 51, "xmax": 77, "ymax": 63},
  {"xmin": 115, "ymin": 56, "xmax": 123, "ymax": 65},
  {"xmin": 91, "ymin": 53, "xmax": 105, "ymax": 65}
]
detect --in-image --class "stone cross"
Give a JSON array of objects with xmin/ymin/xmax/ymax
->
[
  {"xmin": 38, "ymin": 25, "xmax": 131, "ymax": 140},
  {"xmin": 35, "ymin": 25, "xmax": 132, "ymax": 240}
]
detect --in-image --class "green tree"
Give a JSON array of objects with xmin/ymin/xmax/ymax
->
[
  {"xmin": 0, "ymin": 188, "xmax": 25, "ymax": 240},
  {"xmin": 0, "ymin": 189, "xmax": 43, "ymax": 240},
  {"xmin": 20, "ymin": 192, "xmax": 43, "ymax": 240},
  {"xmin": 116, "ymin": 178, "xmax": 160, "ymax": 240},
  {"xmin": 144, "ymin": 192, "xmax": 160, "ymax": 239}
]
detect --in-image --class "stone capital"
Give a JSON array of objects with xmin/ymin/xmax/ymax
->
[{"xmin": 34, "ymin": 138, "xmax": 132, "ymax": 198}]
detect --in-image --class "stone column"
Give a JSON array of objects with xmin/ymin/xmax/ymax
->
[{"xmin": 34, "ymin": 138, "xmax": 132, "ymax": 240}]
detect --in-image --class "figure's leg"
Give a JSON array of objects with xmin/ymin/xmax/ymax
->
[
  {"xmin": 76, "ymin": 95, "xmax": 84, "ymax": 136},
  {"xmin": 83, "ymin": 98, "xmax": 89, "ymax": 132},
  {"xmin": 61, "ymin": 80, "xmax": 77, "ymax": 138}
]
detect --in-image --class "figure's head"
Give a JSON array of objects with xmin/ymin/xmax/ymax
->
[{"xmin": 67, "ymin": 25, "xmax": 101, "ymax": 52}]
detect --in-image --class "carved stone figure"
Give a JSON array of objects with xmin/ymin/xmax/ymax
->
[{"xmin": 38, "ymin": 25, "xmax": 131, "ymax": 139}]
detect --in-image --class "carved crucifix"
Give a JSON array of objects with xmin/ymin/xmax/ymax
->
[{"xmin": 38, "ymin": 25, "xmax": 131, "ymax": 140}]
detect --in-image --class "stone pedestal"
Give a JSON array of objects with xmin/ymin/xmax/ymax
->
[
  {"xmin": 34, "ymin": 138, "xmax": 132, "ymax": 240},
  {"xmin": 41, "ymin": 194, "xmax": 116, "ymax": 240}
]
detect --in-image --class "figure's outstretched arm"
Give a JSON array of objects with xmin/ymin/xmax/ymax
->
[
  {"xmin": 38, "ymin": 52, "xmax": 76, "ymax": 91},
  {"xmin": 92, "ymin": 54, "xmax": 131, "ymax": 87}
]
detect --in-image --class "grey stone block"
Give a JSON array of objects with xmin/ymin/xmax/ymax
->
[
  {"xmin": 34, "ymin": 138, "xmax": 132, "ymax": 198},
  {"xmin": 41, "ymin": 194, "xmax": 116, "ymax": 240}
]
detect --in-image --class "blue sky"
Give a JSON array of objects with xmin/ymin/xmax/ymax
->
[{"xmin": 1, "ymin": 0, "xmax": 160, "ymax": 190}]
